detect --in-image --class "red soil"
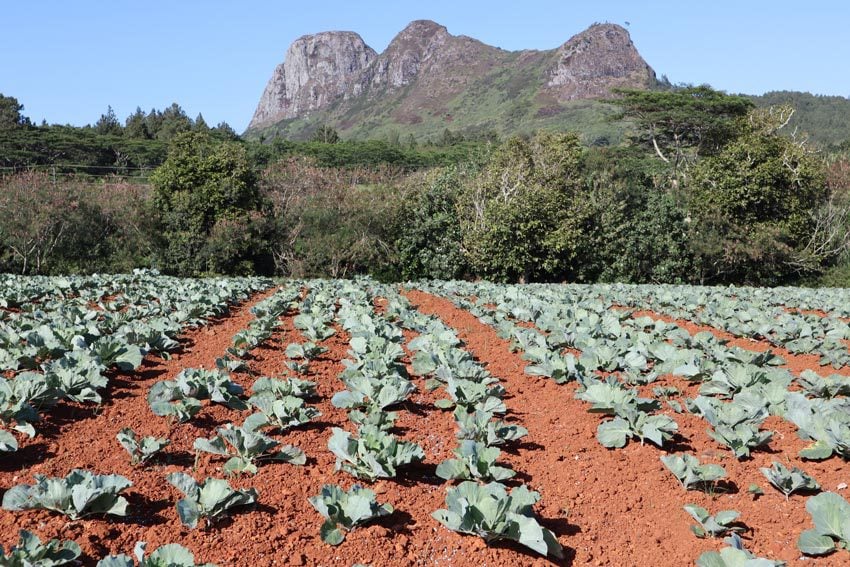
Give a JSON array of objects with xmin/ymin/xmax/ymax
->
[
  {"xmin": 3, "ymin": 288, "xmax": 849, "ymax": 566},
  {"xmin": 404, "ymin": 290, "xmax": 850, "ymax": 567}
]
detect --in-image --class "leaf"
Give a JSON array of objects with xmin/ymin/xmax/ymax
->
[
  {"xmin": 320, "ymin": 520, "xmax": 345, "ymax": 546},
  {"xmin": 597, "ymin": 418, "xmax": 630, "ymax": 448},
  {"xmin": 176, "ymin": 497, "xmax": 200, "ymax": 529},
  {"xmin": 806, "ymin": 492, "xmax": 850, "ymax": 540},
  {"xmin": 798, "ymin": 528, "xmax": 836, "ymax": 556},
  {"xmin": 436, "ymin": 458, "xmax": 468, "ymax": 480}
]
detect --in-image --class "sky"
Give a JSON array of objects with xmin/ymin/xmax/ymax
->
[{"xmin": 2, "ymin": 1, "xmax": 848, "ymax": 132}]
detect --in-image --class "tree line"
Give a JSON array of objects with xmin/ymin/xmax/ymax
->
[{"xmin": 1, "ymin": 87, "xmax": 848, "ymax": 286}]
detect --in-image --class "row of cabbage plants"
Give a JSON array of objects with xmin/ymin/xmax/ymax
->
[{"xmin": 417, "ymin": 280, "xmax": 850, "ymax": 563}]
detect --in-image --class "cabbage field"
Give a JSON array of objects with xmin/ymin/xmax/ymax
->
[{"xmin": 1, "ymin": 273, "xmax": 850, "ymax": 566}]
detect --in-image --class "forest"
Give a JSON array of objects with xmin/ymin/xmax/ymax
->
[{"xmin": 0, "ymin": 87, "xmax": 848, "ymax": 287}]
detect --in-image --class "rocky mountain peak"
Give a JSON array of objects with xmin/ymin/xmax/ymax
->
[
  {"xmin": 364, "ymin": 19, "xmax": 453, "ymax": 90},
  {"xmin": 248, "ymin": 30, "xmax": 376, "ymax": 129},
  {"xmin": 247, "ymin": 20, "xmax": 657, "ymax": 138},
  {"xmin": 545, "ymin": 23, "xmax": 656, "ymax": 100}
]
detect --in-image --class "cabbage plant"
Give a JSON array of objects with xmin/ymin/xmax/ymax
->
[
  {"xmin": 684, "ymin": 505, "xmax": 741, "ymax": 538},
  {"xmin": 193, "ymin": 419, "xmax": 305, "ymax": 475},
  {"xmin": 436, "ymin": 440, "xmax": 515, "ymax": 482},
  {"xmin": 166, "ymin": 472, "xmax": 258, "ymax": 529},
  {"xmin": 2, "ymin": 469, "xmax": 131, "ymax": 519},
  {"xmin": 432, "ymin": 481, "xmax": 563, "ymax": 558},
  {"xmin": 327, "ymin": 426, "xmax": 424, "ymax": 481},
  {"xmin": 661, "ymin": 454, "xmax": 726, "ymax": 492},
  {"xmin": 696, "ymin": 533, "xmax": 785, "ymax": 566},
  {"xmin": 453, "ymin": 408, "xmax": 528, "ymax": 447},
  {"xmin": 308, "ymin": 484, "xmax": 393, "ymax": 545},
  {"xmin": 117, "ymin": 427, "xmax": 170, "ymax": 466},
  {"xmin": 798, "ymin": 492, "xmax": 850, "ymax": 556},
  {"xmin": 247, "ymin": 395, "xmax": 320, "ymax": 432},
  {"xmin": 97, "ymin": 542, "xmax": 215, "ymax": 567},
  {"xmin": 0, "ymin": 530, "xmax": 81, "ymax": 566},
  {"xmin": 760, "ymin": 461, "xmax": 820, "ymax": 500}
]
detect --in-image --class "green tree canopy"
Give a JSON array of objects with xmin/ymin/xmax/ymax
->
[
  {"xmin": 459, "ymin": 131, "xmax": 586, "ymax": 282},
  {"xmin": 151, "ymin": 131, "xmax": 267, "ymax": 275},
  {"xmin": 688, "ymin": 117, "xmax": 827, "ymax": 284},
  {"xmin": 612, "ymin": 86, "xmax": 754, "ymax": 168}
]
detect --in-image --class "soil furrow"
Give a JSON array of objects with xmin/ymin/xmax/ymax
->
[{"xmin": 404, "ymin": 289, "xmax": 849, "ymax": 567}]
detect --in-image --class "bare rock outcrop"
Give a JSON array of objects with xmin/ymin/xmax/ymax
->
[
  {"xmin": 544, "ymin": 23, "xmax": 656, "ymax": 100},
  {"xmin": 248, "ymin": 31, "xmax": 376, "ymax": 129}
]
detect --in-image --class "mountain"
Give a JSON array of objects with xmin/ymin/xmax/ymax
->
[{"xmin": 245, "ymin": 20, "xmax": 657, "ymax": 143}]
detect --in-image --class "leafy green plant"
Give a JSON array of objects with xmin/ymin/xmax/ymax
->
[
  {"xmin": 432, "ymin": 481, "xmax": 563, "ymax": 558},
  {"xmin": 96, "ymin": 542, "xmax": 215, "ymax": 567},
  {"xmin": 117, "ymin": 427, "xmax": 170, "ymax": 466},
  {"xmin": 308, "ymin": 484, "xmax": 393, "ymax": 545},
  {"xmin": 436, "ymin": 440, "xmax": 515, "ymax": 482},
  {"xmin": 707, "ymin": 424, "xmax": 773, "ymax": 459},
  {"xmin": 331, "ymin": 374, "xmax": 415, "ymax": 412},
  {"xmin": 166, "ymin": 472, "xmax": 258, "ymax": 529},
  {"xmin": 576, "ymin": 377, "xmax": 659, "ymax": 415},
  {"xmin": 0, "ymin": 530, "xmax": 81, "ymax": 567},
  {"xmin": 785, "ymin": 393, "xmax": 850, "ymax": 461},
  {"xmin": 661, "ymin": 454, "xmax": 726, "ymax": 491},
  {"xmin": 327, "ymin": 426, "xmax": 424, "ymax": 481},
  {"xmin": 435, "ymin": 377, "xmax": 506, "ymax": 413},
  {"xmin": 193, "ymin": 419, "xmax": 305, "ymax": 475},
  {"xmin": 251, "ymin": 376, "xmax": 316, "ymax": 399},
  {"xmin": 684, "ymin": 504, "xmax": 741, "ymax": 538},
  {"xmin": 285, "ymin": 341, "xmax": 326, "ymax": 361},
  {"xmin": 89, "ymin": 336, "xmax": 145, "ymax": 371},
  {"xmin": 148, "ymin": 368, "xmax": 248, "ymax": 413},
  {"xmin": 453, "ymin": 408, "xmax": 528, "ymax": 446},
  {"xmin": 2, "ymin": 469, "xmax": 131, "ymax": 519},
  {"xmin": 43, "ymin": 353, "xmax": 108, "ymax": 404},
  {"xmin": 797, "ymin": 370, "xmax": 850, "ymax": 399},
  {"xmin": 524, "ymin": 351, "xmax": 581, "ymax": 384},
  {"xmin": 797, "ymin": 492, "xmax": 850, "ymax": 556},
  {"xmin": 696, "ymin": 533, "xmax": 785, "ymax": 566},
  {"xmin": 215, "ymin": 355, "xmax": 247, "ymax": 373},
  {"xmin": 149, "ymin": 396, "xmax": 202, "ymax": 424},
  {"xmin": 247, "ymin": 395, "xmax": 320, "ymax": 432},
  {"xmin": 596, "ymin": 411, "xmax": 678, "ymax": 449},
  {"xmin": 348, "ymin": 408, "xmax": 397, "ymax": 430},
  {"xmin": 689, "ymin": 395, "xmax": 773, "ymax": 459},
  {"xmin": 760, "ymin": 461, "xmax": 820, "ymax": 500}
]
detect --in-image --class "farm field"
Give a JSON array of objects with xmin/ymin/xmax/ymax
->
[{"xmin": 2, "ymin": 275, "xmax": 850, "ymax": 566}]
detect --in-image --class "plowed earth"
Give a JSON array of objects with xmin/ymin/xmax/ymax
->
[{"xmin": 1, "ymin": 288, "xmax": 848, "ymax": 566}]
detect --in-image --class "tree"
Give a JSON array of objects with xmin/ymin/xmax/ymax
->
[
  {"xmin": 151, "ymin": 131, "xmax": 267, "ymax": 275},
  {"xmin": 688, "ymin": 115, "xmax": 828, "ymax": 284},
  {"xmin": 124, "ymin": 107, "xmax": 152, "ymax": 139},
  {"xmin": 193, "ymin": 113, "xmax": 209, "ymax": 132},
  {"xmin": 95, "ymin": 105, "xmax": 122, "ymax": 135},
  {"xmin": 310, "ymin": 125, "xmax": 340, "ymax": 144},
  {"xmin": 154, "ymin": 103, "xmax": 192, "ymax": 141},
  {"xmin": 459, "ymin": 131, "xmax": 585, "ymax": 282},
  {"xmin": 0, "ymin": 94, "xmax": 29, "ymax": 129},
  {"xmin": 397, "ymin": 166, "xmax": 470, "ymax": 280},
  {"xmin": 259, "ymin": 157, "xmax": 402, "ymax": 278},
  {"xmin": 611, "ymin": 86, "xmax": 753, "ymax": 169}
]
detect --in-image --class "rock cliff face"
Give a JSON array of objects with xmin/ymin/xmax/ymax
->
[
  {"xmin": 544, "ymin": 23, "xmax": 656, "ymax": 100},
  {"xmin": 247, "ymin": 20, "xmax": 657, "ymax": 139},
  {"xmin": 248, "ymin": 31, "xmax": 376, "ymax": 129}
]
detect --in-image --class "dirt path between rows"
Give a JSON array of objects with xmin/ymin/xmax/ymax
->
[{"xmin": 404, "ymin": 289, "xmax": 849, "ymax": 567}]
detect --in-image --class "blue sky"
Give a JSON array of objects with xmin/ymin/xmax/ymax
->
[{"xmin": 2, "ymin": 1, "xmax": 847, "ymax": 132}]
